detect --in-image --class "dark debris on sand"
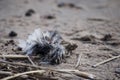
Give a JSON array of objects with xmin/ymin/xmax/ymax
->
[
  {"xmin": 25, "ymin": 9, "xmax": 35, "ymax": 17},
  {"xmin": 8, "ymin": 31, "xmax": 17, "ymax": 37}
]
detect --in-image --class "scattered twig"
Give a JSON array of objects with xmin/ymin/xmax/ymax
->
[
  {"xmin": 0, "ymin": 55, "xmax": 39, "ymax": 59},
  {"xmin": 105, "ymin": 46, "xmax": 120, "ymax": 53},
  {"xmin": 87, "ymin": 18, "xmax": 109, "ymax": 22},
  {"xmin": 0, "ymin": 60, "xmax": 45, "ymax": 69},
  {"xmin": 1, "ymin": 70, "xmax": 45, "ymax": 80},
  {"xmin": 92, "ymin": 55, "xmax": 120, "ymax": 68},
  {"xmin": 0, "ymin": 60, "xmax": 95, "ymax": 79},
  {"xmin": 60, "ymin": 73, "xmax": 79, "ymax": 79},
  {"xmin": 0, "ymin": 71, "xmax": 13, "ymax": 75},
  {"xmin": 75, "ymin": 54, "xmax": 82, "ymax": 68},
  {"xmin": 26, "ymin": 55, "xmax": 36, "ymax": 66},
  {"xmin": 56, "ymin": 69, "xmax": 95, "ymax": 79}
]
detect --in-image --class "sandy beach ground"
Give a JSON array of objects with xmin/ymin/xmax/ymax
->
[{"xmin": 0, "ymin": 0, "xmax": 120, "ymax": 80}]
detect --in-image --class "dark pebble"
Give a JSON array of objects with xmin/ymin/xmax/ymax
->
[
  {"xmin": 68, "ymin": 3, "xmax": 75, "ymax": 8},
  {"xmin": 4, "ymin": 40, "xmax": 15, "ymax": 46},
  {"xmin": 9, "ymin": 39, "xmax": 14, "ymax": 43},
  {"xmin": 25, "ymin": 9, "xmax": 35, "ymax": 17},
  {"xmin": 8, "ymin": 40, "xmax": 15, "ymax": 45},
  {"xmin": 9, "ymin": 31, "xmax": 17, "ymax": 37},
  {"xmin": 4, "ymin": 43, "xmax": 8, "ymax": 46},
  {"xmin": 80, "ymin": 37, "xmax": 92, "ymax": 41},
  {"xmin": 101, "ymin": 34, "xmax": 112, "ymax": 41},
  {"xmin": 12, "ymin": 48, "xmax": 15, "ymax": 52},
  {"xmin": 57, "ymin": 2, "xmax": 65, "ymax": 7},
  {"xmin": 57, "ymin": 3, "xmax": 75, "ymax": 8},
  {"xmin": 44, "ymin": 15, "xmax": 55, "ymax": 19},
  {"xmin": 16, "ymin": 47, "xmax": 22, "ymax": 51}
]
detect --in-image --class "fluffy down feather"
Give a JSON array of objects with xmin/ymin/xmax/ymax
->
[{"xmin": 18, "ymin": 28, "xmax": 65, "ymax": 64}]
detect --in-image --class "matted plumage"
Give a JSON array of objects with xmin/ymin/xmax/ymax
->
[{"xmin": 18, "ymin": 28, "xmax": 77, "ymax": 64}]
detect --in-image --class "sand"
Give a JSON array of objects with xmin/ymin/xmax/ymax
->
[{"xmin": 0, "ymin": 0, "xmax": 120, "ymax": 80}]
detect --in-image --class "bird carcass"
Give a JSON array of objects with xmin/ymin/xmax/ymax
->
[{"xmin": 18, "ymin": 28, "xmax": 77, "ymax": 64}]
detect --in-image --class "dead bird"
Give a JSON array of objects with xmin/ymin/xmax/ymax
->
[{"xmin": 18, "ymin": 28, "xmax": 77, "ymax": 64}]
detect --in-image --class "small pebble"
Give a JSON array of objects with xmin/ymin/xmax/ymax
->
[
  {"xmin": 25, "ymin": 9, "xmax": 35, "ymax": 17},
  {"xmin": 44, "ymin": 15, "xmax": 55, "ymax": 19},
  {"xmin": 101, "ymin": 34, "xmax": 112, "ymax": 41},
  {"xmin": 57, "ymin": 2, "xmax": 65, "ymax": 7},
  {"xmin": 4, "ymin": 43, "xmax": 8, "ymax": 46},
  {"xmin": 8, "ymin": 40, "xmax": 15, "ymax": 45},
  {"xmin": 9, "ymin": 31, "xmax": 17, "ymax": 37},
  {"xmin": 68, "ymin": 3, "xmax": 75, "ymax": 8},
  {"xmin": 16, "ymin": 47, "xmax": 22, "ymax": 51},
  {"xmin": 58, "ymin": 2, "xmax": 77, "ymax": 8}
]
